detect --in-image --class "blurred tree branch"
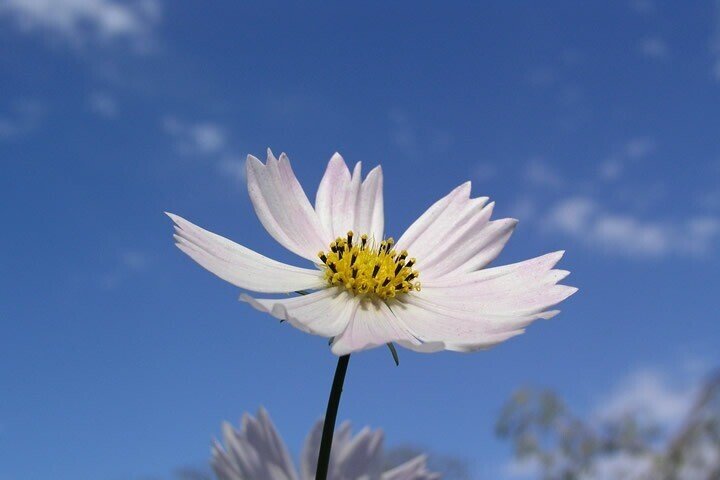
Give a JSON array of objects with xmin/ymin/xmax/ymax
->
[{"xmin": 497, "ymin": 370, "xmax": 720, "ymax": 480}]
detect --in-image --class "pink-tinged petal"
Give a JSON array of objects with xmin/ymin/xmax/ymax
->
[
  {"xmin": 381, "ymin": 455, "xmax": 442, "ymax": 480},
  {"xmin": 391, "ymin": 252, "xmax": 577, "ymax": 352},
  {"xmin": 247, "ymin": 150, "xmax": 329, "ymax": 262},
  {"xmin": 299, "ymin": 420, "xmax": 324, "ymax": 480},
  {"xmin": 315, "ymin": 153, "xmax": 384, "ymax": 241},
  {"xmin": 395, "ymin": 182, "xmax": 473, "ymax": 256},
  {"xmin": 168, "ymin": 213, "xmax": 325, "ymax": 293},
  {"xmin": 331, "ymin": 297, "xmax": 423, "ymax": 355},
  {"xmin": 241, "ymin": 288, "xmax": 355, "ymax": 338},
  {"xmin": 396, "ymin": 182, "xmax": 519, "ymax": 279},
  {"xmin": 356, "ymin": 165, "xmax": 384, "ymax": 242},
  {"xmin": 333, "ymin": 427, "xmax": 384, "ymax": 478},
  {"xmin": 212, "ymin": 408, "xmax": 299, "ymax": 480}
]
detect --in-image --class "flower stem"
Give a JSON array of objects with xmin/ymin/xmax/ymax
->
[{"xmin": 315, "ymin": 354, "xmax": 351, "ymax": 480}]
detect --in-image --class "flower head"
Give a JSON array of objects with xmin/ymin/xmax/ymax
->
[
  {"xmin": 212, "ymin": 408, "xmax": 440, "ymax": 480},
  {"xmin": 168, "ymin": 150, "xmax": 577, "ymax": 355}
]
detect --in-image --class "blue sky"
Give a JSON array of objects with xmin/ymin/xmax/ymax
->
[{"xmin": 1, "ymin": 1, "xmax": 719, "ymax": 479}]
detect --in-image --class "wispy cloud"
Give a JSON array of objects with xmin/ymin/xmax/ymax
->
[
  {"xmin": 524, "ymin": 157, "xmax": 564, "ymax": 188},
  {"xmin": 100, "ymin": 249, "xmax": 151, "ymax": 290},
  {"xmin": 638, "ymin": 36, "xmax": 669, "ymax": 60},
  {"xmin": 388, "ymin": 108, "xmax": 453, "ymax": 156},
  {"xmin": 87, "ymin": 91, "xmax": 118, "ymax": 118},
  {"xmin": 545, "ymin": 196, "xmax": 720, "ymax": 257},
  {"xmin": 162, "ymin": 116, "xmax": 246, "ymax": 186},
  {"xmin": 598, "ymin": 137, "xmax": 656, "ymax": 181},
  {"xmin": 594, "ymin": 368, "xmax": 697, "ymax": 430},
  {"xmin": 0, "ymin": 0, "xmax": 161, "ymax": 52},
  {"xmin": 162, "ymin": 116, "xmax": 226, "ymax": 156},
  {"xmin": 472, "ymin": 162, "xmax": 498, "ymax": 182},
  {"xmin": 0, "ymin": 99, "xmax": 45, "ymax": 140}
]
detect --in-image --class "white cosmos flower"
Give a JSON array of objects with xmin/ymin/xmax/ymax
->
[
  {"xmin": 168, "ymin": 150, "xmax": 577, "ymax": 355},
  {"xmin": 212, "ymin": 408, "xmax": 441, "ymax": 480}
]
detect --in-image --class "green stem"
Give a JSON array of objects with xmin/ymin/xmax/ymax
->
[{"xmin": 315, "ymin": 354, "xmax": 351, "ymax": 480}]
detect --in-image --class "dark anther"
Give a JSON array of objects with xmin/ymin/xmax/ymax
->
[
  {"xmin": 352, "ymin": 267, "xmax": 358, "ymax": 278},
  {"xmin": 406, "ymin": 273, "xmax": 416, "ymax": 281},
  {"xmin": 328, "ymin": 262, "xmax": 338, "ymax": 273},
  {"xmin": 382, "ymin": 278, "xmax": 391, "ymax": 287},
  {"xmin": 330, "ymin": 243, "xmax": 338, "ymax": 253},
  {"xmin": 394, "ymin": 262, "xmax": 405, "ymax": 275},
  {"xmin": 350, "ymin": 252, "xmax": 357, "ymax": 265},
  {"xmin": 372, "ymin": 264, "xmax": 380, "ymax": 277},
  {"xmin": 405, "ymin": 259, "xmax": 415, "ymax": 268},
  {"xmin": 319, "ymin": 253, "xmax": 328, "ymax": 264},
  {"xmin": 347, "ymin": 232, "xmax": 353, "ymax": 248}
]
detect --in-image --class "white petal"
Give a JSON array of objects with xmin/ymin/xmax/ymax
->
[
  {"xmin": 168, "ymin": 213, "xmax": 325, "ymax": 293},
  {"xmin": 395, "ymin": 182, "xmax": 473, "ymax": 257},
  {"xmin": 391, "ymin": 252, "xmax": 577, "ymax": 352},
  {"xmin": 247, "ymin": 150, "xmax": 329, "ymax": 261},
  {"xmin": 241, "ymin": 288, "xmax": 355, "ymax": 338},
  {"xmin": 332, "ymin": 427, "xmax": 384, "ymax": 478},
  {"xmin": 212, "ymin": 408, "xmax": 299, "ymax": 480},
  {"xmin": 299, "ymin": 420, "xmax": 324, "ymax": 480},
  {"xmin": 381, "ymin": 455, "xmax": 441, "ymax": 480},
  {"xmin": 315, "ymin": 153, "xmax": 384, "ymax": 241},
  {"xmin": 331, "ymin": 298, "xmax": 423, "ymax": 355},
  {"xmin": 356, "ymin": 164, "xmax": 384, "ymax": 241},
  {"xmin": 395, "ymin": 182, "xmax": 517, "ymax": 279}
]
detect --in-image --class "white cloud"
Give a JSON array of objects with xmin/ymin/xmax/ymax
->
[
  {"xmin": 0, "ymin": 0, "xmax": 161, "ymax": 51},
  {"xmin": 580, "ymin": 452, "xmax": 654, "ymax": 480},
  {"xmin": 162, "ymin": 116, "xmax": 248, "ymax": 187},
  {"xmin": 502, "ymin": 457, "xmax": 541, "ymax": 479},
  {"xmin": 546, "ymin": 196, "xmax": 720, "ymax": 257},
  {"xmin": 216, "ymin": 155, "xmax": 247, "ymax": 185},
  {"xmin": 87, "ymin": 91, "xmax": 118, "ymax": 118},
  {"xmin": 472, "ymin": 162, "xmax": 498, "ymax": 182},
  {"xmin": 638, "ymin": 36, "xmax": 668, "ymax": 59},
  {"xmin": 162, "ymin": 116, "xmax": 226, "ymax": 156},
  {"xmin": 388, "ymin": 108, "xmax": 418, "ymax": 153},
  {"xmin": 101, "ymin": 249, "xmax": 150, "ymax": 290},
  {"xmin": 524, "ymin": 158, "xmax": 564, "ymax": 188},
  {"xmin": 598, "ymin": 137, "xmax": 656, "ymax": 180},
  {"xmin": 0, "ymin": 99, "xmax": 45, "ymax": 140},
  {"xmin": 594, "ymin": 368, "xmax": 697, "ymax": 429}
]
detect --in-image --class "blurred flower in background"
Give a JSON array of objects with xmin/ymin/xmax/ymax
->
[{"xmin": 212, "ymin": 408, "xmax": 440, "ymax": 480}]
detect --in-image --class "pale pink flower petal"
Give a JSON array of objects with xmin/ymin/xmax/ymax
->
[
  {"xmin": 168, "ymin": 213, "xmax": 325, "ymax": 293},
  {"xmin": 217, "ymin": 411, "xmax": 440, "ymax": 480},
  {"xmin": 241, "ymin": 288, "xmax": 356, "ymax": 338},
  {"xmin": 390, "ymin": 252, "xmax": 577, "ymax": 352},
  {"xmin": 315, "ymin": 152, "xmax": 384, "ymax": 241},
  {"xmin": 212, "ymin": 408, "xmax": 298, "ymax": 480},
  {"xmin": 395, "ymin": 182, "xmax": 517, "ymax": 279},
  {"xmin": 330, "ymin": 297, "xmax": 423, "ymax": 356},
  {"xmin": 246, "ymin": 150, "xmax": 329, "ymax": 262},
  {"xmin": 381, "ymin": 455, "xmax": 442, "ymax": 480}
]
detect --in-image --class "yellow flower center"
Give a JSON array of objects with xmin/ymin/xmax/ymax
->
[{"xmin": 318, "ymin": 231, "xmax": 421, "ymax": 300}]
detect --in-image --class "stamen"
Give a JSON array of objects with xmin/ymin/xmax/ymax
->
[{"xmin": 318, "ymin": 231, "xmax": 421, "ymax": 300}]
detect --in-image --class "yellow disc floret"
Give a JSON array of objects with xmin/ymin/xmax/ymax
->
[{"xmin": 318, "ymin": 231, "xmax": 421, "ymax": 300}]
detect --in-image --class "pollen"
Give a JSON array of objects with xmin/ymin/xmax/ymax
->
[{"xmin": 318, "ymin": 231, "xmax": 421, "ymax": 300}]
